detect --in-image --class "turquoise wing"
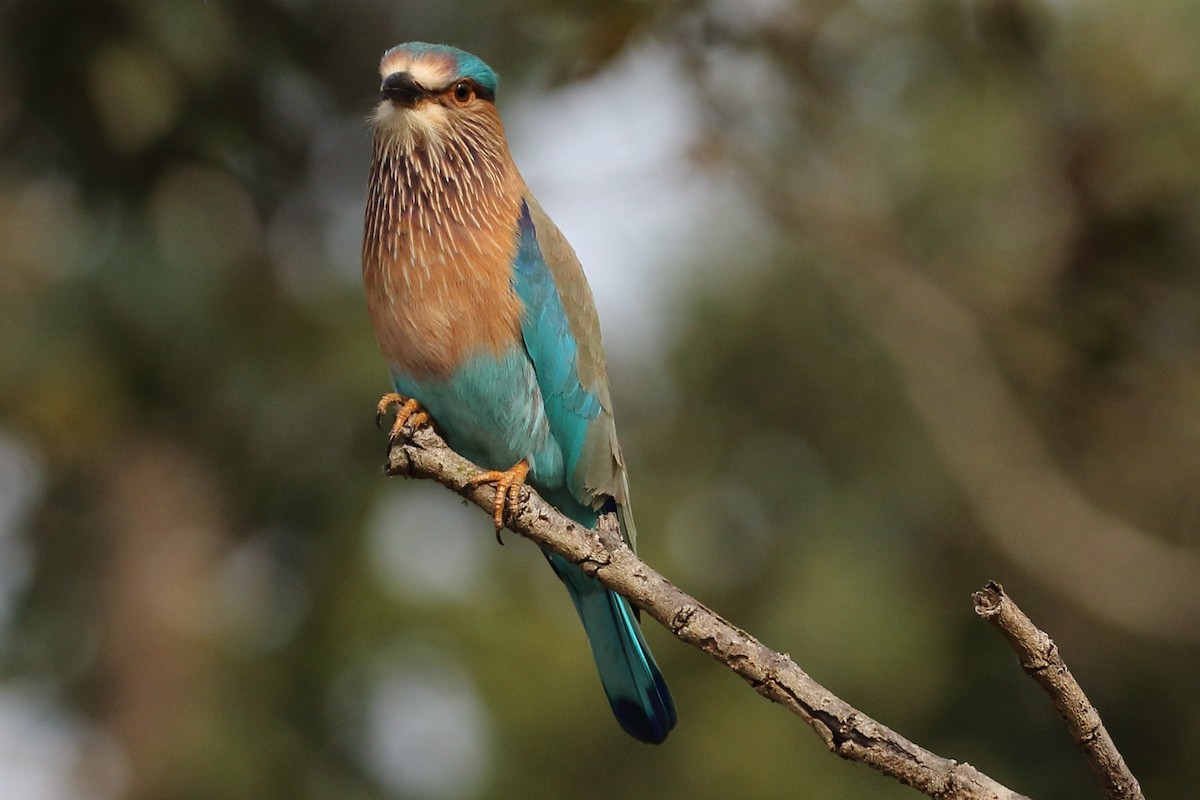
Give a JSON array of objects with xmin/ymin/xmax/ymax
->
[{"xmin": 510, "ymin": 196, "xmax": 676, "ymax": 744}]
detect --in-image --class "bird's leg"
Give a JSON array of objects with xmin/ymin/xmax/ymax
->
[
  {"xmin": 375, "ymin": 392, "xmax": 429, "ymax": 448},
  {"xmin": 465, "ymin": 460, "xmax": 530, "ymax": 540}
]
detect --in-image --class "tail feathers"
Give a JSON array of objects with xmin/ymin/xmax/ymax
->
[{"xmin": 548, "ymin": 553, "xmax": 677, "ymax": 744}]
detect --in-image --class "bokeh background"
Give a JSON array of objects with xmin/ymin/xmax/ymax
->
[{"xmin": 1, "ymin": 0, "xmax": 1198, "ymax": 797}]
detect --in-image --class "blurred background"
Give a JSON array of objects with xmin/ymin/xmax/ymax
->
[{"xmin": 1, "ymin": 0, "xmax": 1198, "ymax": 797}]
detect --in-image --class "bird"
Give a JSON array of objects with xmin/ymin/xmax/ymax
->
[{"xmin": 361, "ymin": 41, "xmax": 677, "ymax": 744}]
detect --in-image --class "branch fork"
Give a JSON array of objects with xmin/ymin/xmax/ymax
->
[{"xmin": 384, "ymin": 421, "xmax": 1140, "ymax": 800}]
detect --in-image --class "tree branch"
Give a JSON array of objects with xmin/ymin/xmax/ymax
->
[
  {"xmin": 386, "ymin": 423, "xmax": 1029, "ymax": 800},
  {"xmin": 973, "ymin": 582, "xmax": 1144, "ymax": 800}
]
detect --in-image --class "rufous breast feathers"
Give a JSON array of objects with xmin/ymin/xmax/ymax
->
[{"xmin": 363, "ymin": 107, "xmax": 526, "ymax": 380}]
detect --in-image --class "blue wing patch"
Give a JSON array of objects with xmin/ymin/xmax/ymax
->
[
  {"xmin": 512, "ymin": 202, "xmax": 677, "ymax": 743},
  {"xmin": 511, "ymin": 201, "xmax": 603, "ymax": 494}
]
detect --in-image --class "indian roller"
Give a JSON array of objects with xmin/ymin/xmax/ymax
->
[{"xmin": 361, "ymin": 42, "xmax": 677, "ymax": 744}]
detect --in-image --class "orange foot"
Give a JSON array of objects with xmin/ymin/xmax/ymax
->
[
  {"xmin": 375, "ymin": 392, "xmax": 429, "ymax": 447},
  {"xmin": 466, "ymin": 459, "xmax": 530, "ymax": 537}
]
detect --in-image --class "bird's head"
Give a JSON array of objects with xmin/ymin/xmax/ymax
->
[{"xmin": 372, "ymin": 42, "xmax": 500, "ymax": 148}]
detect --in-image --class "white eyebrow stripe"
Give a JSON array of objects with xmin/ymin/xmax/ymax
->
[
  {"xmin": 378, "ymin": 53, "xmax": 458, "ymax": 91},
  {"xmin": 409, "ymin": 60, "xmax": 455, "ymax": 89}
]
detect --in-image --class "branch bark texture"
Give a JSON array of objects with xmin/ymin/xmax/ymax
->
[
  {"xmin": 386, "ymin": 424, "xmax": 1029, "ymax": 800},
  {"xmin": 973, "ymin": 582, "xmax": 1144, "ymax": 800}
]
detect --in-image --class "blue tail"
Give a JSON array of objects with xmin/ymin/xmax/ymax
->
[{"xmin": 545, "ymin": 551, "xmax": 677, "ymax": 744}]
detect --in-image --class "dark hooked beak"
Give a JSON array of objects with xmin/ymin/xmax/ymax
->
[{"xmin": 380, "ymin": 71, "xmax": 425, "ymax": 107}]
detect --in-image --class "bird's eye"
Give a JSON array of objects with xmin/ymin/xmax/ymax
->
[{"xmin": 452, "ymin": 81, "xmax": 474, "ymax": 104}]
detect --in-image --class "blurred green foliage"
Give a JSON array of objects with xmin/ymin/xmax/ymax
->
[{"xmin": 0, "ymin": 0, "xmax": 1198, "ymax": 798}]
